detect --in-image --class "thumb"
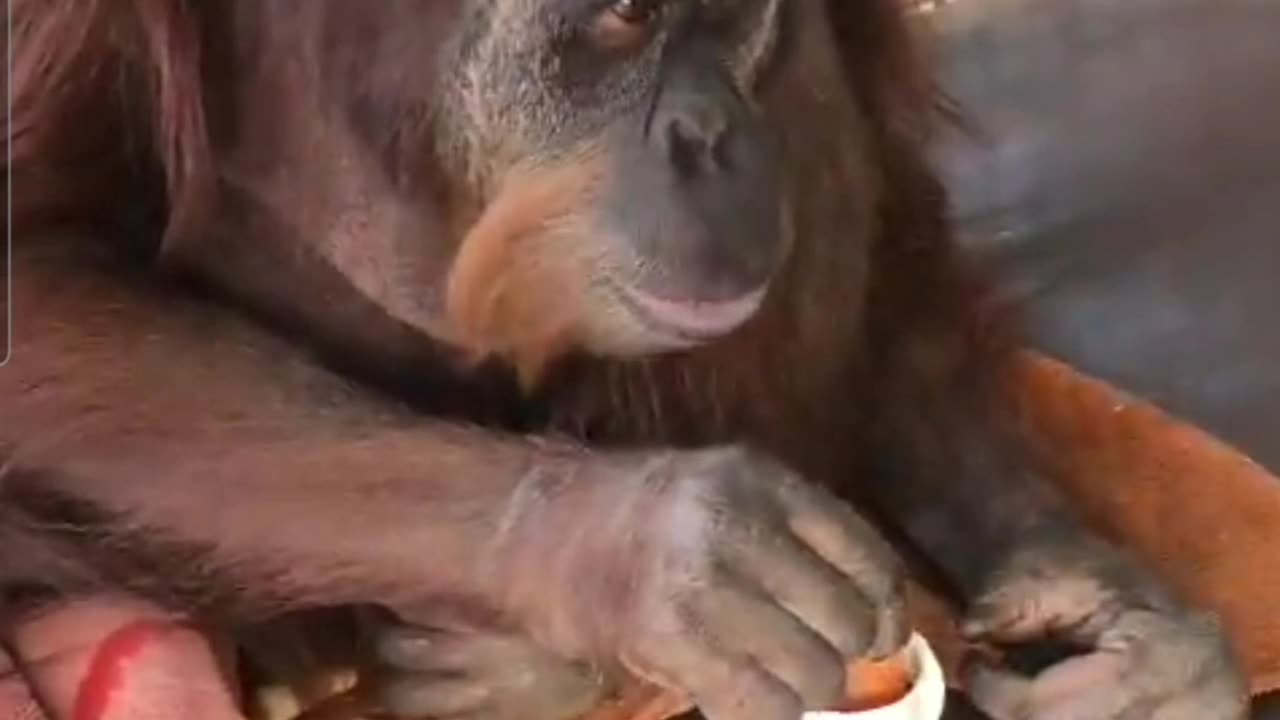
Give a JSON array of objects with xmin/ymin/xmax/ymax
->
[
  {"xmin": 960, "ymin": 590, "xmax": 1044, "ymax": 644},
  {"xmin": 962, "ymin": 574, "xmax": 1115, "ymax": 645}
]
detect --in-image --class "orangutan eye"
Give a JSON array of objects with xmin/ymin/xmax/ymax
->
[
  {"xmin": 587, "ymin": 0, "xmax": 667, "ymax": 52},
  {"xmin": 609, "ymin": 0, "xmax": 664, "ymax": 24}
]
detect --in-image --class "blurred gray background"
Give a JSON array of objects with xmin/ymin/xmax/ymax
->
[{"xmin": 921, "ymin": 0, "xmax": 1280, "ymax": 472}]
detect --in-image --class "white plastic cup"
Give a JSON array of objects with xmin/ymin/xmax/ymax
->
[{"xmin": 802, "ymin": 633, "xmax": 947, "ymax": 720}]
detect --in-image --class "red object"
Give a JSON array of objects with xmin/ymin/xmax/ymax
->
[{"xmin": 72, "ymin": 621, "xmax": 171, "ymax": 720}]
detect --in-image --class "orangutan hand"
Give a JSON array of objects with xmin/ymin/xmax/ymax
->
[
  {"xmin": 366, "ymin": 617, "xmax": 611, "ymax": 720},
  {"xmin": 961, "ymin": 538, "xmax": 1249, "ymax": 720}
]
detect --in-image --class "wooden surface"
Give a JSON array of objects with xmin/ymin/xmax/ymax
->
[{"xmin": 1009, "ymin": 351, "xmax": 1280, "ymax": 695}]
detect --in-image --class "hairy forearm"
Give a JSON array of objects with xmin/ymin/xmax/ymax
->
[
  {"xmin": 4, "ymin": 430, "xmax": 542, "ymax": 606},
  {"xmin": 0, "ymin": 239, "xmax": 610, "ymax": 634}
]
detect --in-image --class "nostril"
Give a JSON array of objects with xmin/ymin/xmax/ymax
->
[
  {"xmin": 665, "ymin": 116, "xmax": 705, "ymax": 177},
  {"xmin": 657, "ymin": 103, "xmax": 730, "ymax": 176}
]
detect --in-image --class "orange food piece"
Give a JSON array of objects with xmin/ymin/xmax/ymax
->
[
  {"xmin": 578, "ymin": 650, "xmax": 916, "ymax": 720},
  {"xmin": 841, "ymin": 654, "xmax": 914, "ymax": 711}
]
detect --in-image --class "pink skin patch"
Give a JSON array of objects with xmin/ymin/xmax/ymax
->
[
  {"xmin": 72, "ymin": 621, "xmax": 170, "ymax": 720},
  {"xmin": 2, "ymin": 597, "xmax": 245, "ymax": 720}
]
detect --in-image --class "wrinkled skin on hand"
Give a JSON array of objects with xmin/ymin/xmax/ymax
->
[
  {"xmin": 368, "ymin": 444, "xmax": 1247, "ymax": 720},
  {"xmin": 485, "ymin": 446, "xmax": 909, "ymax": 720},
  {"xmin": 961, "ymin": 537, "xmax": 1249, "ymax": 720}
]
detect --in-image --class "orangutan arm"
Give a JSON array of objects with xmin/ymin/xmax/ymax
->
[
  {"xmin": 1, "ymin": 236, "xmax": 905, "ymax": 720},
  {"xmin": 0, "ymin": 238, "xmax": 596, "ymax": 622}
]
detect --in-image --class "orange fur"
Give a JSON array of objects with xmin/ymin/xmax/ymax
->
[{"xmin": 445, "ymin": 155, "xmax": 606, "ymax": 387}]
